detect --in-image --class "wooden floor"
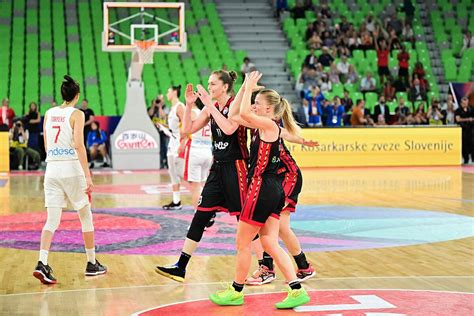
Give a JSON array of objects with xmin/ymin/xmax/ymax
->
[{"xmin": 0, "ymin": 166, "xmax": 473, "ymax": 315}]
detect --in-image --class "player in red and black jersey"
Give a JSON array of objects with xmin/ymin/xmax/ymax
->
[
  {"xmin": 155, "ymin": 70, "xmax": 249, "ymax": 283},
  {"xmin": 209, "ymin": 71, "xmax": 310, "ymax": 309}
]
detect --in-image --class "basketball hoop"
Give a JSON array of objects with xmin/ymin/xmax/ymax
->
[{"xmin": 134, "ymin": 40, "xmax": 156, "ymax": 64}]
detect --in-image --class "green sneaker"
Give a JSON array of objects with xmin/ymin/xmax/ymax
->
[
  {"xmin": 275, "ymin": 287, "xmax": 310, "ymax": 309},
  {"xmin": 209, "ymin": 284, "xmax": 244, "ymax": 306}
]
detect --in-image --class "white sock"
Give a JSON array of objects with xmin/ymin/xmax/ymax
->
[
  {"xmin": 86, "ymin": 248, "xmax": 96, "ymax": 264},
  {"xmin": 39, "ymin": 249, "xmax": 49, "ymax": 265},
  {"xmin": 173, "ymin": 191, "xmax": 180, "ymax": 204}
]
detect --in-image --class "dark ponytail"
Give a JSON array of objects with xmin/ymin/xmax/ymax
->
[
  {"xmin": 172, "ymin": 85, "xmax": 182, "ymax": 98},
  {"xmin": 61, "ymin": 75, "xmax": 80, "ymax": 102}
]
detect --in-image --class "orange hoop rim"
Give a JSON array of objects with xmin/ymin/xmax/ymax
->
[{"xmin": 134, "ymin": 40, "xmax": 156, "ymax": 49}]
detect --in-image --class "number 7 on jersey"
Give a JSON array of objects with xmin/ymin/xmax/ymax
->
[{"xmin": 52, "ymin": 125, "xmax": 61, "ymax": 143}]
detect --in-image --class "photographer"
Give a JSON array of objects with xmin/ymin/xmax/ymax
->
[
  {"xmin": 427, "ymin": 99, "xmax": 444, "ymax": 125},
  {"xmin": 9, "ymin": 119, "xmax": 41, "ymax": 170},
  {"xmin": 148, "ymin": 95, "xmax": 169, "ymax": 169}
]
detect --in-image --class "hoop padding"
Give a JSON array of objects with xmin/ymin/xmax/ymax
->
[{"xmin": 134, "ymin": 40, "xmax": 156, "ymax": 64}]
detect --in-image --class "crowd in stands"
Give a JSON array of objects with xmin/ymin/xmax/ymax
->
[
  {"xmin": 285, "ymin": 1, "xmax": 469, "ymax": 128},
  {"xmin": 0, "ymin": 98, "xmax": 110, "ymax": 170}
]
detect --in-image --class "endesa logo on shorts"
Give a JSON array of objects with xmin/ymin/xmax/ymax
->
[
  {"xmin": 115, "ymin": 130, "xmax": 158, "ymax": 150},
  {"xmin": 47, "ymin": 147, "xmax": 76, "ymax": 157}
]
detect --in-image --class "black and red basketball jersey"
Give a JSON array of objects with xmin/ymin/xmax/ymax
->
[
  {"xmin": 278, "ymin": 140, "xmax": 300, "ymax": 176},
  {"xmin": 247, "ymin": 127, "xmax": 281, "ymax": 179},
  {"xmin": 210, "ymin": 96, "xmax": 248, "ymax": 162}
]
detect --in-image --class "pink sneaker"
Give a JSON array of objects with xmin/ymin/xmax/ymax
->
[
  {"xmin": 246, "ymin": 265, "xmax": 276, "ymax": 285},
  {"xmin": 296, "ymin": 264, "xmax": 316, "ymax": 282}
]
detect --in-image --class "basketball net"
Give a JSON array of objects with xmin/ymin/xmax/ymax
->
[{"xmin": 134, "ymin": 40, "xmax": 156, "ymax": 64}]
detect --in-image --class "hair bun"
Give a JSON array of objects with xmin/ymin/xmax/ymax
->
[
  {"xmin": 228, "ymin": 70, "xmax": 238, "ymax": 82},
  {"xmin": 63, "ymin": 75, "xmax": 74, "ymax": 83}
]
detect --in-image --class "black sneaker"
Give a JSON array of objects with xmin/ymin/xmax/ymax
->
[
  {"xmin": 155, "ymin": 263, "xmax": 185, "ymax": 282},
  {"xmin": 33, "ymin": 261, "xmax": 57, "ymax": 285},
  {"xmin": 205, "ymin": 213, "xmax": 216, "ymax": 228},
  {"xmin": 102, "ymin": 162, "xmax": 110, "ymax": 168},
  {"xmin": 162, "ymin": 201, "xmax": 182, "ymax": 210},
  {"xmin": 85, "ymin": 260, "xmax": 107, "ymax": 276}
]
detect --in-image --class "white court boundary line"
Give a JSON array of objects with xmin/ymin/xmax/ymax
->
[
  {"xmin": 131, "ymin": 287, "xmax": 474, "ymax": 316},
  {"xmin": 1, "ymin": 275, "xmax": 473, "ymax": 298}
]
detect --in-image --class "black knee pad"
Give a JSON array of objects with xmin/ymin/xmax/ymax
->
[{"xmin": 186, "ymin": 211, "xmax": 216, "ymax": 242}]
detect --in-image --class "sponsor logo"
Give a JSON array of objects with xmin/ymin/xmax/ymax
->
[
  {"xmin": 198, "ymin": 195, "xmax": 202, "ymax": 205},
  {"xmin": 272, "ymin": 156, "xmax": 280, "ymax": 163},
  {"xmin": 50, "ymin": 116, "xmax": 65, "ymax": 122},
  {"xmin": 115, "ymin": 130, "xmax": 158, "ymax": 150},
  {"xmin": 222, "ymin": 107, "xmax": 229, "ymax": 115},
  {"xmin": 47, "ymin": 147, "xmax": 76, "ymax": 156},
  {"xmin": 213, "ymin": 141, "xmax": 229, "ymax": 150}
]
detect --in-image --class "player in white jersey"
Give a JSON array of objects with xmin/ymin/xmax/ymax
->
[
  {"xmin": 183, "ymin": 99, "xmax": 213, "ymax": 209},
  {"xmin": 33, "ymin": 76, "xmax": 106, "ymax": 285},
  {"xmin": 162, "ymin": 85, "xmax": 186, "ymax": 210}
]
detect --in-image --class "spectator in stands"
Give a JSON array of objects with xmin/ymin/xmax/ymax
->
[
  {"xmin": 303, "ymin": 48, "xmax": 318, "ymax": 69},
  {"xmin": 400, "ymin": 0, "xmax": 415, "ymax": 26},
  {"xmin": 360, "ymin": 31, "xmax": 374, "ymax": 51},
  {"xmin": 412, "ymin": 62, "xmax": 427, "ymax": 88},
  {"xmin": 303, "ymin": 67, "xmax": 319, "ymax": 90},
  {"xmin": 319, "ymin": 75, "xmax": 332, "ymax": 94},
  {"xmin": 413, "ymin": 102, "xmax": 428, "ymax": 124},
  {"xmin": 275, "ymin": 0, "xmax": 288, "ymax": 18},
  {"xmin": 328, "ymin": 63, "xmax": 340, "ymax": 84},
  {"xmin": 319, "ymin": 3, "xmax": 332, "ymax": 19},
  {"xmin": 335, "ymin": 33, "xmax": 351, "ymax": 58},
  {"xmin": 325, "ymin": 96, "xmax": 345, "ymax": 127},
  {"xmin": 374, "ymin": 30, "xmax": 391, "ymax": 85},
  {"xmin": 307, "ymin": 32, "xmax": 322, "ymax": 50},
  {"xmin": 0, "ymin": 98, "xmax": 15, "ymax": 129},
  {"xmin": 339, "ymin": 16, "xmax": 350, "ymax": 34},
  {"xmin": 342, "ymin": 90, "xmax": 354, "ymax": 112},
  {"xmin": 24, "ymin": 102, "xmax": 41, "ymax": 150},
  {"xmin": 395, "ymin": 97, "xmax": 410, "ymax": 117},
  {"xmin": 409, "ymin": 78, "xmax": 427, "ymax": 102},
  {"xmin": 87, "ymin": 121, "xmax": 110, "ymax": 168},
  {"xmin": 337, "ymin": 55, "xmax": 350, "ymax": 82},
  {"xmin": 388, "ymin": 29, "xmax": 402, "ymax": 50},
  {"xmin": 318, "ymin": 46, "xmax": 334, "ymax": 67},
  {"xmin": 305, "ymin": 22, "xmax": 316, "ymax": 41},
  {"xmin": 321, "ymin": 30, "xmax": 335, "ymax": 48},
  {"xmin": 351, "ymin": 99, "xmax": 373, "ymax": 126},
  {"xmin": 80, "ymin": 99, "xmax": 95, "ymax": 146},
  {"xmin": 293, "ymin": 98, "xmax": 308, "ymax": 127},
  {"xmin": 374, "ymin": 95, "xmax": 390, "ymax": 124},
  {"xmin": 402, "ymin": 23, "xmax": 415, "ymax": 49},
  {"xmin": 376, "ymin": 114, "xmax": 388, "ymax": 125},
  {"xmin": 346, "ymin": 64, "xmax": 359, "ymax": 84},
  {"xmin": 455, "ymin": 97, "xmax": 474, "ymax": 164},
  {"xmin": 291, "ymin": 0, "xmax": 310, "ymax": 20},
  {"xmin": 148, "ymin": 95, "xmax": 169, "ymax": 169},
  {"xmin": 9, "ymin": 119, "xmax": 40, "ymax": 170},
  {"xmin": 442, "ymin": 99, "xmax": 456, "ymax": 125},
  {"xmin": 385, "ymin": 13, "xmax": 403, "ymax": 36},
  {"xmin": 383, "ymin": 79, "xmax": 396, "ymax": 101},
  {"xmin": 442, "ymin": 94, "xmax": 457, "ymax": 111},
  {"xmin": 397, "ymin": 45, "xmax": 410, "ymax": 87},
  {"xmin": 240, "ymin": 57, "xmax": 255, "ymax": 80},
  {"xmin": 347, "ymin": 29, "xmax": 362, "ymax": 52},
  {"xmin": 427, "ymin": 100, "xmax": 444, "ymax": 125},
  {"xmin": 306, "ymin": 85, "xmax": 324, "ymax": 127},
  {"xmin": 459, "ymin": 30, "xmax": 474, "ymax": 57},
  {"xmin": 51, "ymin": 100, "xmax": 57, "ymax": 108},
  {"xmin": 360, "ymin": 72, "xmax": 377, "ymax": 93}
]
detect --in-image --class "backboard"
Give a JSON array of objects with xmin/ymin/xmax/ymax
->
[{"xmin": 102, "ymin": 2, "xmax": 186, "ymax": 53}]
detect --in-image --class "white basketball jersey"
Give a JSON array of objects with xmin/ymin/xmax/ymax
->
[
  {"xmin": 45, "ymin": 106, "xmax": 78, "ymax": 162},
  {"xmin": 167, "ymin": 101, "xmax": 183, "ymax": 152},
  {"xmin": 190, "ymin": 108, "xmax": 212, "ymax": 149}
]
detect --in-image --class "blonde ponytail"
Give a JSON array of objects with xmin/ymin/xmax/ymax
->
[
  {"xmin": 279, "ymin": 97, "xmax": 300, "ymax": 135},
  {"xmin": 258, "ymin": 89, "xmax": 300, "ymax": 136}
]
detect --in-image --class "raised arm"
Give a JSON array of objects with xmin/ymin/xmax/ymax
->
[
  {"xmin": 239, "ymin": 71, "xmax": 276, "ymax": 131},
  {"xmin": 196, "ymin": 85, "xmax": 239, "ymax": 135},
  {"xmin": 182, "ymin": 84, "xmax": 210, "ymax": 134}
]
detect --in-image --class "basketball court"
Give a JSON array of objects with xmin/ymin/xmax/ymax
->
[
  {"xmin": 0, "ymin": 0, "xmax": 473, "ymax": 315},
  {"xmin": 0, "ymin": 166, "xmax": 473, "ymax": 315}
]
